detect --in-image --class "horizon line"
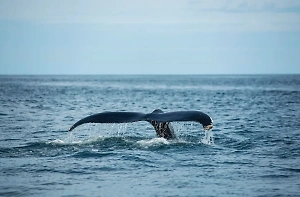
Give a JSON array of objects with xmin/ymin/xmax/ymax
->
[{"xmin": 0, "ymin": 73, "xmax": 299, "ymax": 76}]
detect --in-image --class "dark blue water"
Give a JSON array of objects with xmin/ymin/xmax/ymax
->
[{"xmin": 0, "ymin": 75, "xmax": 299, "ymax": 197}]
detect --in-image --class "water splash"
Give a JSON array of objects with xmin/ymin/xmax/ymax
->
[
  {"xmin": 47, "ymin": 139, "xmax": 66, "ymax": 144},
  {"xmin": 201, "ymin": 129, "xmax": 214, "ymax": 145},
  {"xmin": 47, "ymin": 132, "xmax": 95, "ymax": 145},
  {"xmin": 137, "ymin": 138, "xmax": 170, "ymax": 148}
]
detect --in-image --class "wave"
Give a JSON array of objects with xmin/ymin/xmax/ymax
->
[
  {"xmin": 0, "ymin": 131, "xmax": 215, "ymax": 158},
  {"xmin": 137, "ymin": 137, "xmax": 169, "ymax": 146}
]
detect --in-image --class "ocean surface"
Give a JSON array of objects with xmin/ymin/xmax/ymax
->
[{"xmin": 0, "ymin": 75, "xmax": 299, "ymax": 197}]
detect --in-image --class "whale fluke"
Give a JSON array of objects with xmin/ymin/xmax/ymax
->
[
  {"xmin": 69, "ymin": 109, "xmax": 213, "ymax": 139},
  {"xmin": 68, "ymin": 112, "xmax": 145, "ymax": 132}
]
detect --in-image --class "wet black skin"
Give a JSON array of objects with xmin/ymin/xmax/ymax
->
[{"xmin": 69, "ymin": 109, "xmax": 213, "ymax": 139}]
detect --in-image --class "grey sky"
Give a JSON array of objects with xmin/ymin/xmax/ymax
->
[{"xmin": 0, "ymin": 0, "xmax": 299, "ymax": 74}]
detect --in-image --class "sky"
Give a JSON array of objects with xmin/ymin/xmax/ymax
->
[{"xmin": 0, "ymin": 0, "xmax": 300, "ymax": 75}]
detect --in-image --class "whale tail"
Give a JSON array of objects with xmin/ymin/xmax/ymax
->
[{"xmin": 68, "ymin": 109, "xmax": 213, "ymax": 139}]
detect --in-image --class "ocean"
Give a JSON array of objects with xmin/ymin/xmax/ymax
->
[{"xmin": 0, "ymin": 75, "xmax": 299, "ymax": 197}]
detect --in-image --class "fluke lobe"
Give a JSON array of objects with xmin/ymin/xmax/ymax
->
[{"xmin": 69, "ymin": 109, "xmax": 213, "ymax": 139}]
